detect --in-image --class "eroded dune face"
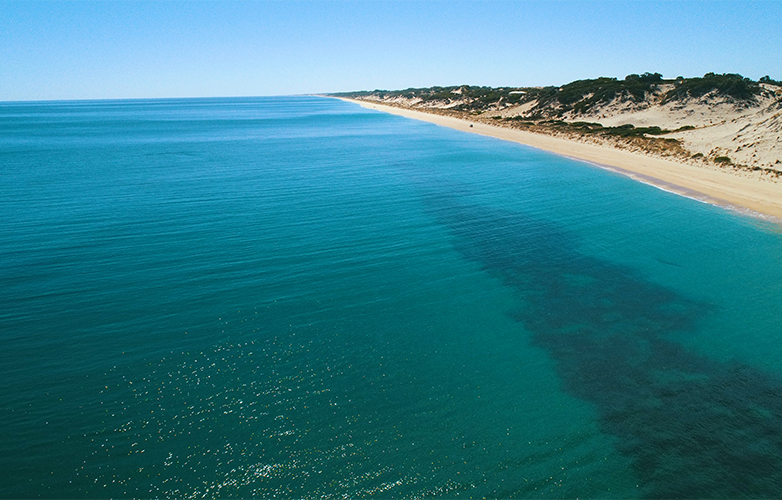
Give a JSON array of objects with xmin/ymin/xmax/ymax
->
[{"xmin": 566, "ymin": 87, "xmax": 782, "ymax": 171}]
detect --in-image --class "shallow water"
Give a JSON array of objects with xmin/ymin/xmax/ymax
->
[{"xmin": 1, "ymin": 96, "xmax": 781, "ymax": 498}]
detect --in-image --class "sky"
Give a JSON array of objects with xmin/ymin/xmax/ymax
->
[{"xmin": 1, "ymin": 0, "xmax": 781, "ymax": 101}]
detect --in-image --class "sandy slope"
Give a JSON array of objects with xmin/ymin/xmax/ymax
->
[
  {"xmin": 561, "ymin": 84, "xmax": 782, "ymax": 172},
  {"xmin": 337, "ymin": 98, "xmax": 782, "ymax": 221}
]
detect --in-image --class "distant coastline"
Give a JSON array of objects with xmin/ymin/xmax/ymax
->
[{"xmin": 327, "ymin": 74, "xmax": 782, "ymax": 221}]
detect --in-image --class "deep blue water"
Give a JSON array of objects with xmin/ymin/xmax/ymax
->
[{"xmin": 2, "ymin": 96, "xmax": 782, "ymax": 498}]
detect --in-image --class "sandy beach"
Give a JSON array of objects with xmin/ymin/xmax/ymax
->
[{"xmin": 338, "ymin": 98, "xmax": 782, "ymax": 222}]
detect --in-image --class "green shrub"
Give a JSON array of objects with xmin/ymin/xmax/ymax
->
[
  {"xmin": 597, "ymin": 124, "xmax": 671, "ymax": 137},
  {"xmin": 663, "ymin": 73, "xmax": 761, "ymax": 103},
  {"xmin": 570, "ymin": 121, "xmax": 603, "ymax": 129},
  {"xmin": 625, "ymin": 72, "xmax": 663, "ymax": 83},
  {"xmin": 536, "ymin": 74, "xmax": 664, "ymax": 114}
]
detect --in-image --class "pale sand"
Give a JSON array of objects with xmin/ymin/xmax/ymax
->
[{"xmin": 337, "ymin": 98, "xmax": 782, "ymax": 222}]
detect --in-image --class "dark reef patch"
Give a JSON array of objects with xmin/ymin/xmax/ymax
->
[{"xmin": 425, "ymin": 191, "xmax": 782, "ymax": 498}]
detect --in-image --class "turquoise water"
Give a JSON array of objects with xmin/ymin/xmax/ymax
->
[{"xmin": 1, "ymin": 96, "xmax": 782, "ymax": 498}]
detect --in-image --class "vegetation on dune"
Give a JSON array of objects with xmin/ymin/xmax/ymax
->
[
  {"xmin": 335, "ymin": 85, "xmax": 544, "ymax": 107},
  {"xmin": 536, "ymin": 72, "xmax": 663, "ymax": 115},
  {"xmin": 528, "ymin": 120, "xmax": 677, "ymax": 140},
  {"xmin": 661, "ymin": 73, "xmax": 762, "ymax": 103},
  {"xmin": 334, "ymin": 72, "xmax": 775, "ymax": 114},
  {"xmin": 714, "ymin": 156, "xmax": 733, "ymax": 164}
]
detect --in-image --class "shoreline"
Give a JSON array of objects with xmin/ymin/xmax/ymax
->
[{"xmin": 334, "ymin": 97, "xmax": 782, "ymax": 222}]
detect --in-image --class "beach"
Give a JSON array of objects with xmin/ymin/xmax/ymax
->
[{"xmin": 340, "ymin": 98, "xmax": 782, "ymax": 221}]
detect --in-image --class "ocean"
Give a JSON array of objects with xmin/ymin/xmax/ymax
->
[{"xmin": 1, "ymin": 96, "xmax": 782, "ymax": 498}]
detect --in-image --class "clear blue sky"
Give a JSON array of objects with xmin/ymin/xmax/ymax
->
[{"xmin": 2, "ymin": 0, "xmax": 780, "ymax": 101}]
